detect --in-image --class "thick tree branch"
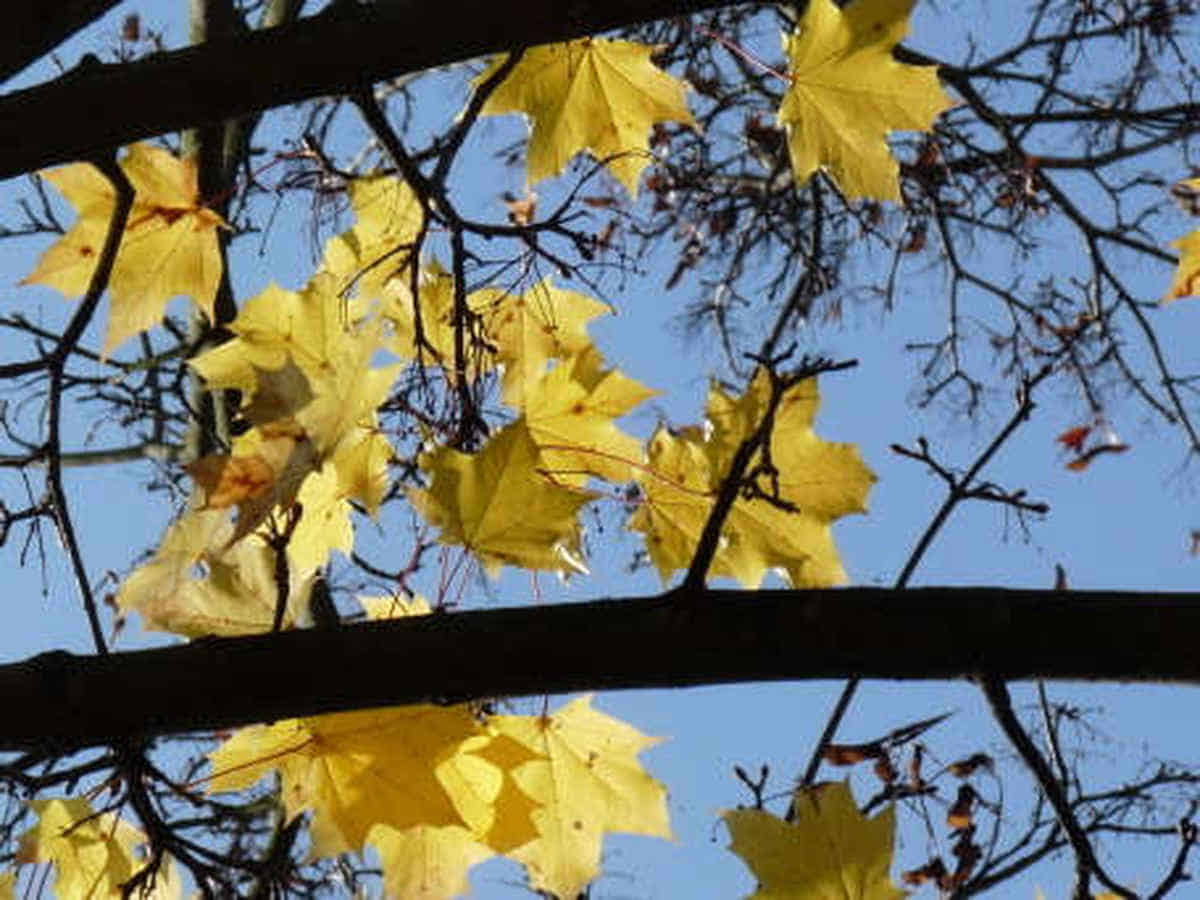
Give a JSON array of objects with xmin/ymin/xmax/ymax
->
[
  {"xmin": 3, "ymin": 586, "xmax": 1200, "ymax": 752},
  {"xmin": 0, "ymin": 0, "xmax": 739, "ymax": 179},
  {"xmin": 2, "ymin": 0, "xmax": 121, "ymax": 84}
]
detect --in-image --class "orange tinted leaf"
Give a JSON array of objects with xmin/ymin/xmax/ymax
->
[
  {"xmin": 186, "ymin": 454, "xmax": 275, "ymax": 509},
  {"xmin": 901, "ymin": 857, "xmax": 947, "ymax": 886},
  {"xmin": 823, "ymin": 743, "xmax": 883, "ymax": 766},
  {"xmin": 1056, "ymin": 425, "xmax": 1091, "ymax": 453},
  {"xmin": 1065, "ymin": 443, "xmax": 1130, "ymax": 471},
  {"xmin": 946, "ymin": 753, "xmax": 993, "ymax": 778},
  {"xmin": 946, "ymin": 784, "xmax": 976, "ymax": 829},
  {"xmin": 873, "ymin": 755, "xmax": 897, "ymax": 785}
]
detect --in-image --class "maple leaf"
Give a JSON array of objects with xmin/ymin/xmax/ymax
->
[
  {"xmin": 208, "ymin": 706, "xmax": 487, "ymax": 857},
  {"xmin": 381, "ymin": 261, "xmax": 486, "ymax": 370},
  {"xmin": 524, "ymin": 347, "xmax": 656, "ymax": 484},
  {"xmin": 493, "ymin": 696, "xmax": 672, "ymax": 900},
  {"xmin": 190, "ymin": 274, "xmax": 377, "ymax": 403},
  {"xmin": 16, "ymin": 796, "xmax": 181, "ymax": 899},
  {"xmin": 1166, "ymin": 226, "xmax": 1200, "ymax": 300},
  {"xmin": 410, "ymin": 420, "xmax": 598, "ymax": 575},
  {"xmin": 723, "ymin": 782, "xmax": 904, "ymax": 900},
  {"xmin": 478, "ymin": 277, "xmax": 612, "ymax": 407},
  {"xmin": 22, "ymin": 142, "xmax": 225, "ymax": 355},
  {"xmin": 366, "ymin": 725, "xmax": 542, "ymax": 899},
  {"xmin": 630, "ymin": 373, "xmax": 875, "ymax": 587},
  {"xmin": 777, "ymin": 0, "xmax": 954, "ymax": 202},
  {"xmin": 368, "ymin": 824, "xmax": 495, "ymax": 899},
  {"xmin": 323, "ymin": 174, "xmax": 424, "ymax": 303},
  {"xmin": 477, "ymin": 38, "xmax": 696, "ymax": 194},
  {"xmin": 192, "ymin": 273, "xmax": 400, "ymax": 520},
  {"xmin": 115, "ymin": 508, "xmax": 314, "ymax": 637},
  {"xmin": 208, "ymin": 704, "xmax": 541, "ymax": 891}
]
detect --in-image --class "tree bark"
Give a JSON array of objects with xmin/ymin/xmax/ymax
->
[
  {"xmin": 0, "ymin": 0, "xmax": 740, "ymax": 179},
  {"xmin": 2, "ymin": 0, "xmax": 122, "ymax": 85},
  {"xmin": 3, "ymin": 586, "xmax": 1196, "ymax": 751}
]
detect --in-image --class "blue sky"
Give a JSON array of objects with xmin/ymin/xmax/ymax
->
[{"xmin": 1, "ymin": 1, "xmax": 1198, "ymax": 898}]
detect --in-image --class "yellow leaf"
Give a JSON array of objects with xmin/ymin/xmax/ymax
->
[
  {"xmin": 209, "ymin": 707, "xmax": 479, "ymax": 856},
  {"xmin": 330, "ymin": 428, "xmax": 394, "ymax": 517},
  {"xmin": 359, "ymin": 593, "xmax": 433, "ymax": 619},
  {"xmin": 706, "ymin": 374, "xmax": 875, "ymax": 523},
  {"xmin": 115, "ymin": 508, "xmax": 312, "ymax": 637},
  {"xmin": 192, "ymin": 272, "xmax": 400, "ymax": 518},
  {"xmin": 1166, "ymin": 227, "xmax": 1200, "ymax": 301},
  {"xmin": 477, "ymin": 277, "xmax": 611, "ymax": 407},
  {"xmin": 477, "ymin": 39, "xmax": 696, "ymax": 194},
  {"xmin": 494, "ymin": 696, "xmax": 671, "ymax": 900},
  {"xmin": 369, "ymin": 824, "xmax": 494, "ymax": 900},
  {"xmin": 630, "ymin": 373, "xmax": 874, "ymax": 587},
  {"xmin": 410, "ymin": 420, "xmax": 597, "ymax": 575},
  {"xmin": 190, "ymin": 274, "xmax": 376, "ymax": 403},
  {"xmin": 381, "ymin": 261, "xmax": 481, "ymax": 370},
  {"xmin": 777, "ymin": 0, "xmax": 953, "ymax": 202},
  {"xmin": 22, "ymin": 143, "xmax": 225, "ymax": 355},
  {"xmin": 16, "ymin": 796, "xmax": 181, "ymax": 899},
  {"xmin": 288, "ymin": 464, "xmax": 355, "ymax": 573},
  {"xmin": 723, "ymin": 782, "xmax": 905, "ymax": 900},
  {"xmin": 323, "ymin": 174, "xmax": 424, "ymax": 303},
  {"xmin": 212, "ymin": 420, "xmax": 318, "ymax": 547},
  {"xmin": 524, "ymin": 347, "xmax": 656, "ymax": 484}
]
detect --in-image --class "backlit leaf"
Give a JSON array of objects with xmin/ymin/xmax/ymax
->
[
  {"xmin": 723, "ymin": 782, "xmax": 904, "ymax": 899},
  {"xmin": 477, "ymin": 39, "xmax": 696, "ymax": 194},
  {"xmin": 778, "ymin": 0, "xmax": 953, "ymax": 202},
  {"xmin": 22, "ymin": 143, "xmax": 225, "ymax": 355}
]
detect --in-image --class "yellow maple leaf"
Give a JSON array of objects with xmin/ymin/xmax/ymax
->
[
  {"xmin": 16, "ymin": 796, "xmax": 181, "ymax": 899},
  {"xmin": 369, "ymin": 824, "xmax": 495, "ymax": 900},
  {"xmin": 190, "ymin": 275, "xmax": 376, "ymax": 402},
  {"xmin": 384, "ymin": 268, "xmax": 612, "ymax": 407},
  {"xmin": 323, "ymin": 174, "xmax": 424, "ymax": 303},
  {"xmin": 115, "ymin": 508, "xmax": 313, "ymax": 637},
  {"xmin": 410, "ymin": 419, "xmax": 597, "ymax": 575},
  {"xmin": 192, "ymin": 273, "xmax": 400, "ymax": 519},
  {"xmin": 367, "ymin": 736, "xmax": 542, "ymax": 899},
  {"xmin": 366, "ymin": 722, "xmax": 542, "ymax": 898},
  {"xmin": 359, "ymin": 592, "xmax": 433, "ymax": 620},
  {"xmin": 630, "ymin": 373, "xmax": 874, "ymax": 587},
  {"xmin": 381, "ymin": 261, "xmax": 488, "ymax": 371},
  {"xmin": 524, "ymin": 347, "xmax": 656, "ymax": 484},
  {"xmin": 1166, "ymin": 226, "xmax": 1200, "ymax": 301},
  {"xmin": 207, "ymin": 705, "xmax": 537, "ymax": 865},
  {"xmin": 22, "ymin": 142, "xmax": 225, "ymax": 355},
  {"xmin": 777, "ymin": 0, "xmax": 953, "ymax": 202},
  {"xmin": 493, "ymin": 695, "xmax": 671, "ymax": 900},
  {"xmin": 477, "ymin": 277, "xmax": 612, "ymax": 407},
  {"xmin": 723, "ymin": 782, "xmax": 904, "ymax": 900},
  {"xmin": 477, "ymin": 38, "xmax": 696, "ymax": 194}
]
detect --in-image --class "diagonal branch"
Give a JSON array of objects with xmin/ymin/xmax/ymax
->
[
  {"xmin": 0, "ymin": 0, "xmax": 739, "ymax": 178},
  {"xmin": 4, "ymin": 585, "xmax": 1200, "ymax": 752}
]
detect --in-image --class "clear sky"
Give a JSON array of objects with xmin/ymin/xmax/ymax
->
[{"xmin": 0, "ymin": 2, "xmax": 1197, "ymax": 898}]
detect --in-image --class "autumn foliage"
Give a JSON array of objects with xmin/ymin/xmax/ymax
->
[{"xmin": 5, "ymin": 0, "xmax": 1199, "ymax": 896}]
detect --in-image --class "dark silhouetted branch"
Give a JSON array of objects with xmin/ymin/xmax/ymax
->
[
  {"xmin": 0, "ymin": 0, "xmax": 739, "ymax": 179},
  {"xmin": 3, "ymin": 585, "xmax": 1199, "ymax": 751}
]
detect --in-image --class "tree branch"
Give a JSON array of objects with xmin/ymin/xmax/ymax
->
[
  {"xmin": 4, "ymin": 586, "xmax": 1200, "ymax": 751},
  {"xmin": 2, "ymin": 0, "xmax": 121, "ymax": 84},
  {"xmin": 0, "ymin": 0, "xmax": 739, "ymax": 179}
]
